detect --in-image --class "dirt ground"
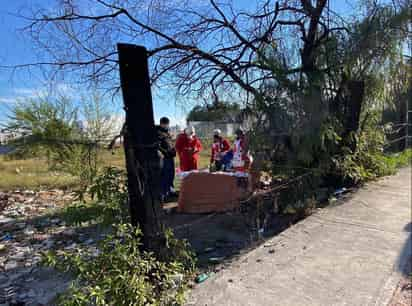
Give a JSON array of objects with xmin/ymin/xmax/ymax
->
[
  {"xmin": 0, "ymin": 189, "xmax": 301, "ymax": 305},
  {"xmin": 389, "ymin": 255, "xmax": 412, "ymax": 306}
]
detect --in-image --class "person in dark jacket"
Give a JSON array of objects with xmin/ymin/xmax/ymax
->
[{"xmin": 156, "ymin": 117, "xmax": 176, "ymax": 201}]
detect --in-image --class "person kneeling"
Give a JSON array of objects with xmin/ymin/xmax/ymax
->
[{"xmin": 210, "ymin": 129, "xmax": 232, "ymax": 171}]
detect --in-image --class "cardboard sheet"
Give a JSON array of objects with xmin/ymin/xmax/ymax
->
[{"xmin": 177, "ymin": 172, "xmax": 249, "ymax": 213}]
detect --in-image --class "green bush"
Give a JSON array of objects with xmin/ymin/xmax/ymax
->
[
  {"xmin": 332, "ymin": 127, "xmax": 411, "ymax": 184},
  {"xmin": 61, "ymin": 167, "xmax": 129, "ymax": 226},
  {"xmin": 43, "ymin": 223, "xmax": 196, "ymax": 306}
]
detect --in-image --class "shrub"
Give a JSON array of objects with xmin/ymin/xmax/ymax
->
[
  {"xmin": 61, "ymin": 167, "xmax": 129, "ymax": 226},
  {"xmin": 42, "ymin": 224, "xmax": 196, "ymax": 306}
]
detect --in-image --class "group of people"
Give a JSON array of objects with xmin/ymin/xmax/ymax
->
[{"xmin": 156, "ymin": 116, "xmax": 251, "ymax": 200}]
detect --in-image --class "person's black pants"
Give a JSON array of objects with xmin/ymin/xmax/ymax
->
[{"xmin": 161, "ymin": 158, "xmax": 175, "ymax": 197}]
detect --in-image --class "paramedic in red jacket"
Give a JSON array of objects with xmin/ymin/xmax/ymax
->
[
  {"xmin": 175, "ymin": 127, "xmax": 202, "ymax": 171},
  {"xmin": 232, "ymin": 128, "xmax": 252, "ymax": 172},
  {"xmin": 210, "ymin": 129, "xmax": 231, "ymax": 171}
]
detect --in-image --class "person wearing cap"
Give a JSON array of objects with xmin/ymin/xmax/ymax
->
[
  {"xmin": 175, "ymin": 126, "xmax": 202, "ymax": 171},
  {"xmin": 210, "ymin": 129, "xmax": 231, "ymax": 171},
  {"xmin": 156, "ymin": 117, "xmax": 176, "ymax": 200},
  {"xmin": 232, "ymin": 128, "xmax": 252, "ymax": 172}
]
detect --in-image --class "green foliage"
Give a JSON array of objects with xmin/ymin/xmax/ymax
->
[
  {"xmin": 48, "ymin": 143, "xmax": 100, "ymax": 190},
  {"xmin": 62, "ymin": 167, "xmax": 129, "ymax": 226},
  {"xmin": 4, "ymin": 94, "xmax": 116, "ymax": 188},
  {"xmin": 42, "ymin": 223, "xmax": 196, "ymax": 306},
  {"xmin": 5, "ymin": 96, "xmax": 79, "ymax": 159},
  {"xmin": 332, "ymin": 125, "xmax": 411, "ymax": 184},
  {"xmin": 249, "ymin": 3, "xmax": 409, "ymax": 185},
  {"xmin": 187, "ymin": 101, "xmax": 241, "ymax": 122}
]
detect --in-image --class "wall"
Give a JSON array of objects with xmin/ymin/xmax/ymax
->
[{"xmin": 188, "ymin": 121, "xmax": 242, "ymax": 138}]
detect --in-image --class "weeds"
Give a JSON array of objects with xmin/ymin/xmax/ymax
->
[{"xmin": 42, "ymin": 224, "xmax": 196, "ymax": 306}]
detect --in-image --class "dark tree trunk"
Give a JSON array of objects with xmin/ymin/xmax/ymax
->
[
  {"xmin": 345, "ymin": 81, "xmax": 364, "ymax": 133},
  {"xmin": 344, "ymin": 80, "xmax": 365, "ymax": 151},
  {"xmin": 117, "ymin": 44, "xmax": 163, "ymax": 249},
  {"xmin": 399, "ymin": 95, "xmax": 408, "ymax": 151}
]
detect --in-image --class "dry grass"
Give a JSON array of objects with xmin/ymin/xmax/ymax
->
[
  {"xmin": 0, "ymin": 156, "xmax": 78, "ymax": 191},
  {"xmin": 0, "ymin": 144, "xmax": 213, "ymax": 191}
]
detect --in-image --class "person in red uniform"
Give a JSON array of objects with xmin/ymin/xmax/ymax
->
[
  {"xmin": 210, "ymin": 129, "xmax": 231, "ymax": 171},
  {"xmin": 175, "ymin": 126, "xmax": 202, "ymax": 171},
  {"xmin": 232, "ymin": 128, "xmax": 252, "ymax": 172}
]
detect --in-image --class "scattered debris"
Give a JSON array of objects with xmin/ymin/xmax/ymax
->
[
  {"xmin": 195, "ymin": 273, "xmax": 212, "ymax": 284},
  {"xmin": 171, "ymin": 273, "xmax": 184, "ymax": 288},
  {"xmin": 0, "ymin": 189, "xmax": 98, "ymax": 305},
  {"xmin": 333, "ymin": 187, "xmax": 348, "ymax": 197},
  {"xmin": 208, "ymin": 257, "xmax": 225, "ymax": 264},
  {"xmin": 203, "ymin": 247, "xmax": 216, "ymax": 253}
]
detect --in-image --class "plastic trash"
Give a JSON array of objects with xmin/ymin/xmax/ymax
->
[
  {"xmin": 195, "ymin": 273, "xmax": 212, "ymax": 283},
  {"xmin": 203, "ymin": 247, "xmax": 215, "ymax": 253},
  {"xmin": 1, "ymin": 233, "xmax": 12, "ymax": 241},
  {"xmin": 208, "ymin": 257, "xmax": 224, "ymax": 264},
  {"xmin": 333, "ymin": 187, "xmax": 347, "ymax": 196}
]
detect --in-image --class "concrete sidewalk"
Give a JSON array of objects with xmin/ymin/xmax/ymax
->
[{"xmin": 188, "ymin": 167, "xmax": 411, "ymax": 306}]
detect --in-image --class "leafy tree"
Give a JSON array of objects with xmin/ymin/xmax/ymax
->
[
  {"xmin": 4, "ymin": 93, "xmax": 116, "ymax": 188},
  {"xmin": 187, "ymin": 101, "xmax": 241, "ymax": 122},
  {"xmin": 250, "ymin": 2, "xmax": 410, "ymax": 181},
  {"xmin": 4, "ymin": 96, "xmax": 80, "ymax": 159}
]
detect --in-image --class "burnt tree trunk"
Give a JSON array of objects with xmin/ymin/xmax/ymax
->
[{"xmin": 117, "ymin": 43, "xmax": 163, "ymax": 249}]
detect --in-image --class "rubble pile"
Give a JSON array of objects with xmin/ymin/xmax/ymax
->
[{"xmin": 0, "ymin": 190, "xmax": 98, "ymax": 305}]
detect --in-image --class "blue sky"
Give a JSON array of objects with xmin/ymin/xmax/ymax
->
[{"xmin": 0, "ymin": 0, "xmax": 365, "ymax": 126}]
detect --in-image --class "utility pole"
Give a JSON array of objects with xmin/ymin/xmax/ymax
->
[{"xmin": 117, "ymin": 44, "xmax": 163, "ymax": 249}]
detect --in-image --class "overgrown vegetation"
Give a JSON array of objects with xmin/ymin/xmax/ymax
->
[
  {"xmin": 60, "ymin": 166, "xmax": 129, "ymax": 226},
  {"xmin": 43, "ymin": 224, "xmax": 196, "ymax": 306},
  {"xmin": 40, "ymin": 166, "xmax": 196, "ymax": 305},
  {"xmin": 1, "ymin": 1, "xmax": 410, "ymax": 304},
  {"xmin": 248, "ymin": 3, "xmax": 410, "ymax": 189},
  {"xmin": 4, "ymin": 93, "xmax": 118, "ymax": 189},
  {"xmin": 187, "ymin": 101, "xmax": 242, "ymax": 122}
]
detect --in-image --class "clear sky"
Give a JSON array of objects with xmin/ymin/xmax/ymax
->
[{"xmin": 0, "ymin": 0, "xmax": 366, "ymax": 126}]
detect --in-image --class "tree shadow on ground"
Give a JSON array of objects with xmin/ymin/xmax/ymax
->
[
  {"xmin": 397, "ymin": 222, "xmax": 412, "ymax": 276},
  {"xmin": 166, "ymin": 210, "xmax": 303, "ymax": 269}
]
